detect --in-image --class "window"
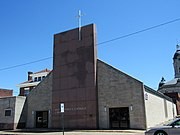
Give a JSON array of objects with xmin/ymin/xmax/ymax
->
[
  {"xmin": 24, "ymin": 88, "xmax": 30, "ymax": 95},
  {"xmin": 24, "ymin": 89, "xmax": 30, "ymax": 96},
  {"xmin": 34, "ymin": 77, "xmax": 37, "ymax": 82},
  {"xmin": 173, "ymin": 120, "xmax": 180, "ymax": 126},
  {"xmin": 5, "ymin": 109, "xmax": 12, "ymax": 116},
  {"xmin": 42, "ymin": 76, "xmax": 45, "ymax": 79},
  {"xmin": 38, "ymin": 77, "xmax": 41, "ymax": 81}
]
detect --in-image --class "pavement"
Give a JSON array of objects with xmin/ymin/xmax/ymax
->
[{"xmin": 0, "ymin": 129, "xmax": 145, "ymax": 135}]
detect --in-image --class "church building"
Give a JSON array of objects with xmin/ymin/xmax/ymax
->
[
  {"xmin": 0, "ymin": 24, "xmax": 177, "ymax": 130},
  {"xmin": 24, "ymin": 24, "xmax": 176, "ymax": 130}
]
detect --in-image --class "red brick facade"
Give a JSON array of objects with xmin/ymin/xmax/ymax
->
[
  {"xmin": 52, "ymin": 24, "xmax": 98, "ymax": 129},
  {"xmin": 0, "ymin": 89, "xmax": 13, "ymax": 97},
  {"xmin": 164, "ymin": 92, "xmax": 180, "ymax": 115}
]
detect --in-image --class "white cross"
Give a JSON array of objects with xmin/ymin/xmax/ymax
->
[{"xmin": 77, "ymin": 10, "xmax": 83, "ymax": 40}]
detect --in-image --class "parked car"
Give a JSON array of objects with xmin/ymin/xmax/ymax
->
[{"xmin": 145, "ymin": 117, "xmax": 180, "ymax": 135}]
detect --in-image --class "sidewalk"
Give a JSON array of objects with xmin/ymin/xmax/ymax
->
[{"xmin": 0, "ymin": 129, "xmax": 145, "ymax": 135}]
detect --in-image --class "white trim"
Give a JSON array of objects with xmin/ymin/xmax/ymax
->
[
  {"xmin": 30, "ymin": 72, "xmax": 49, "ymax": 78},
  {"xmin": 17, "ymin": 81, "xmax": 40, "ymax": 88}
]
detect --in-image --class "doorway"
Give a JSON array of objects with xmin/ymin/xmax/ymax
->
[
  {"xmin": 36, "ymin": 111, "xmax": 48, "ymax": 128},
  {"xmin": 109, "ymin": 107, "xmax": 129, "ymax": 129}
]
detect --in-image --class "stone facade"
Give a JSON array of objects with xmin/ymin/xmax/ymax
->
[
  {"xmin": 26, "ymin": 72, "xmax": 52, "ymax": 128},
  {"xmin": 0, "ymin": 96, "xmax": 26, "ymax": 130},
  {"xmin": 97, "ymin": 60, "xmax": 146, "ymax": 129}
]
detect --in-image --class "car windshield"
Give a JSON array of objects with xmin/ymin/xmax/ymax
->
[
  {"xmin": 164, "ymin": 119, "xmax": 175, "ymax": 126},
  {"xmin": 164, "ymin": 118, "xmax": 179, "ymax": 126}
]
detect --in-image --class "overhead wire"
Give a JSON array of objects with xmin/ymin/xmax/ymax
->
[
  {"xmin": 0, "ymin": 18, "xmax": 180, "ymax": 72},
  {"xmin": 97, "ymin": 18, "xmax": 180, "ymax": 46},
  {"xmin": 0, "ymin": 57, "xmax": 52, "ymax": 71}
]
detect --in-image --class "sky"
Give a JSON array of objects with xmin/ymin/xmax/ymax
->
[{"xmin": 0, "ymin": 0, "xmax": 180, "ymax": 95}]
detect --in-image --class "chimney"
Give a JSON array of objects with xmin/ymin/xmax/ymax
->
[{"xmin": 28, "ymin": 72, "xmax": 33, "ymax": 81}]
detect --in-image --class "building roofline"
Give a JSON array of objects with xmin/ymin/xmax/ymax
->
[
  {"xmin": 145, "ymin": 85, "xmax": 173, "ymax": 102},
  {"xmin": 97, "ymin": 59, "xmax": 143, "ymax": 84},
  {"xmin": 33, "ymin": 68, "xmax": 51, "ymax": 74},
  {"xmin": 0, "ymin": 88, "xmax": 13, "ymax": 91},
  {"xmin": 97, "ymin": 59, "xmax": 174, "ymax": 103}
]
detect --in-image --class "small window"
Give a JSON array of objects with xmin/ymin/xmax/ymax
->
[
  {"xmin": 24, "ymin": 89, "xmax": 30, "ymax": 96},
  {"xmin": 5, "ymin": 109, "xmax": 12, "ymax": 116},
  {"xmin": 34, "ymin": 77, "xmax": 37, "ymax": 82},
  {"xmin": 38, "ymin": 77, "xmax": 41, "ymax": 81},
  {"xmin": 173, "ymin": 120, "xmax": 180, "ymax": 126},
  {"xmin": 42, "ymin": 76, "xmax": 45, "ymax": 79}
]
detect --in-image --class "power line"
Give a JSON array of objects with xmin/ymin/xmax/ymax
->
[
  {"xmin": 1, "ymin": 18, "xmax": 180, "ymax": 72},
  {"xmin": 97, "ymin": 18, "xmax": 180, "ymax": 46},
  {"xmin": 0, "ymin": 57, "xmax": 52, "ymax": 71}
]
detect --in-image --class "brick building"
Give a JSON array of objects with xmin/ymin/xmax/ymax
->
[
  {"xmin": 17, "ymin": 69, "xmax": 51, "ymax": 96},
  {"xmin": 0, "ymin": 89, "xmax": 13, "ymax": 97},
  {"xmin": 158, "ymin": 46, "xmax": 180, "ymax": 114}
]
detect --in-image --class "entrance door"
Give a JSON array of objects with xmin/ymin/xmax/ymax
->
[
  {"xmin": 36, "ymin": 111, "xmax": 48, "ymax": 128},
  {"xmin": 109, "ymin": 107, "xmax": 129, "ymax": 129}
]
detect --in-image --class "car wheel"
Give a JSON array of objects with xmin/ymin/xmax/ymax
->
[{"xmin": 154, "ymin": 131, "xmax": 168, "ymax": 135}]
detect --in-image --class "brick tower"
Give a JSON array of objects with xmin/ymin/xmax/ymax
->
[{"xmin": 52, "ymin": 24, "xmax": 98, "ymax": 129}]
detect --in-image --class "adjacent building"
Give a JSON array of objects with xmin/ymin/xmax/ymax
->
[
  {"xmin": 158, "ymin": 45, "xmax": 180, "ymax": 115},
  {"xmin": 0, "ymin": 96, "xmax": 26, "ymax": 129},
  {"xmin": 0, "ymin": 89, "xmax": 13, "ymax": 97},
  {"xmin": 17, "ymin": 69, "xmax": 51, "ymax": 96}
]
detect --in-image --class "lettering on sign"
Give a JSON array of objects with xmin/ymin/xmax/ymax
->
[{"xmin": 65, "ymin": 107, "xmax": 86, "ymax": 111}]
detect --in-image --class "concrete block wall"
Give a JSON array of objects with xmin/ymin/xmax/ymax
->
[
  {"xmin": 14, "ymin": 96, "xmax": 26, "ymax": 129},
  {"xmin": 26, "ymin": 72, "xmax": 52, "ymax": 128},
  {"xmin": 0, "ymin": 96, "xmax": 26, "ymax": 130},
  {"xmin": 97, "ymin": 60, "xmax": 146, "ymax": 129},
  {"xmin": 0, "ymin": 97, "xmax": 16, "ymax": 129}
]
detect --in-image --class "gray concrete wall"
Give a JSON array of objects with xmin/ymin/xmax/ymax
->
[
  {"xmin": 97, "ymin": 60, "xmax": 146, "ymax": 129},
  {"xmin": 26, "ymin": 72, "xmax": 52, "ymax": 128},
  {"xmin": 0, "ymin": 96, "xmax": 26, "ymax": 129},
  {"xmin": 0, "ymin": 97, "xmax": 16, "ymax": 129},
  {"xmin": 14, "ymin": 96, "xmax": 26, "ymax": 129}
]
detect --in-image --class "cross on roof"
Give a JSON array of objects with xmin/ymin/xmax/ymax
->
[{"xmin": 77, "ymin": 10, "xmax": 83, "ymax": 40}]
